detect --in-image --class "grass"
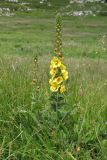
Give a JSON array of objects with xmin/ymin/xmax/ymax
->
[
  {"xmin": 0, "ymin": 6, "xmax": 107, "ymax": 160},
  {"xmin": 0, "ymin": 13, "xmax": 107, "ymax": 58},
  {"xmin": 0, "ymin": 55, "xmax": 107, "ymax": 159}
]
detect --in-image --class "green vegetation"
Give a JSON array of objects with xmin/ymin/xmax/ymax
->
[
  {"xmin": 0, "ymin": 14, "xmax": 107, "ymax": 58},
  {"xmin": 0, "ymin": 2, "xmax": 107, "ymax": 160}
]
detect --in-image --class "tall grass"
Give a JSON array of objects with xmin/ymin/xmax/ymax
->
[{"xmin": 0, "ymin": 54, "xmax": 107, "ymax": 159}]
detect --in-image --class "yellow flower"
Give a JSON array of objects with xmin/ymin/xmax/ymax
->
[
  {"xmin": 60, "ymin": 85, "xmax": 65, "ymax": 93},
  {"xmin": 50, "ymin": 68, "xmax": 56, "ymax": 76},
  {"xmin": 50, "ymin": 82, "xmax": 59, "ymax": 92},
  {"xmin": 51, "ymin": 57, "xmax": 61, "ymax": 68},
  {"xmin": 49, "ymin": 76, "xmax": 63, "ymax": 85},
  {"xmin": 49, "ymin": 56, "xmax": 68, "ymax": 93},
  {"xmin": 60, "ymin": 63, "xmax": 66, "ymax": 70},
  {"xmin": 54, "ymin": 76, "xmax": 63, "ymax": 84},
  {"xmin": 62, "ymin": 70, "xmax": 68, "ymax": 80}
]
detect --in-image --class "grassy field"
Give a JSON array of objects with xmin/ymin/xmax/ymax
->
[{"xmin": 0, "ymin": 6, "xmax": 107, "ymax": 160}]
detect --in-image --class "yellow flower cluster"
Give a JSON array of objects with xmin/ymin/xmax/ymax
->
[{"xmin": 49, "ymin": 56, "xmax": 68, "ymax": 93}]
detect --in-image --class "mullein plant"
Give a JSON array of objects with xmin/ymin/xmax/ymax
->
[{"xmin": 49, "ymin": 14, "xmax": 68, "ymax": 111}]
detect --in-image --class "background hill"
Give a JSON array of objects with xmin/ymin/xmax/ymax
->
[{"xmin": 0, "ymin": 0, "xmax": 107, "ymax": 11}]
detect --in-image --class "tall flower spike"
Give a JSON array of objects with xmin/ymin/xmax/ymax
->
[
  {"xmin": 54, "ymin": 13, "xmax": 63, "ymax": 57},
  {"xmin": 49, "ymin": 14, "xmax": 69, "ymax": 111}
]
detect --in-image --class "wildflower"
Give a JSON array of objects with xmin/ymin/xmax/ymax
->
[
  {"xmin": 60, "ymin": 84, "xmax": 65, "ymax": 93},
  {"xmin": 49, "ymin": 54, "xmax": 68, "ymax": 93},
  {"xmin": 50, "ymin": 68, "xmax": 56, "ymax": 76},
  {"xmin": 62, "ymin": 70, "xmax": 68, "ymax": 80},
  {"xmin": 60, "ymin": 63, "xmax": 66, "ymax": 70},
  {"xmin": 51, "ymin": 57, "xmax": 61, "ymax": 68},
  {"xmin": 49, "ymin": 14, "xmax": 69, "ymax": 111},
  {"xmin": 49, "ymin": 57, "xmax": 68, "ymax": 94},
  {"xmin": 50, "ymin": 82, "xmax": 59, "ymax": 92},
  {"xmin": 54, "ymin": 76, "xmax": 63, "ymax": 84}
]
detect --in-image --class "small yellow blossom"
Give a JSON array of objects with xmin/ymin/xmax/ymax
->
[
  {"xmin": 50, "ymin": 68, "xmax": 56, "ymax": 76},
  {"xmin": 50, "ymin": 82, "xmax": 59, "ymax": 92},
  {"xmin": 60, "ymin": 85, "xmax": 65, "ymax": 93},
  {"xmin": 54, "ymin": 76, "xmax": 63, "ymax": 84},
  {"xmin": 51, "ymin": 57, "xmax": 61, "ymax": 68},
  {"xmin": 60, "ymin": 63, "xmax": 66, "ymax": 70},
  {"xmin": 62, "ymin": 70, "xmax": 68, "ymax": 80}
]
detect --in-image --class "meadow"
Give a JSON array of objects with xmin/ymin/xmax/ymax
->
[{"xmin": 0, "ymin": 5, "xmax": 107, "ymax": 160}]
